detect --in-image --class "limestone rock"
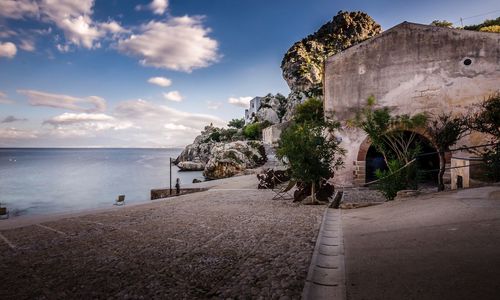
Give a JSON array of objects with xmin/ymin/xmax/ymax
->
[
  {"xmin": 175, "ymin": 126, "xmax": 217, "ymax": 165},
  {"xmin": 203, "ymin": 141, "xmax": 267, "ymax": 179},
  {"xmin": 177, "ymin": 161, "xmax": 205, "ymax": 171},
  {"xmin": 252, "ymin": 93, "xmax": 288, "ymax": 125},
  {"xmin": 280, "ymin": 11, "xmax": 381, "ymax": 121}
]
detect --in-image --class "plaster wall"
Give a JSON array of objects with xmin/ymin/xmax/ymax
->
[{"xmin": 324, "ymin": 23, "xmax": 500, "ymax": 186}]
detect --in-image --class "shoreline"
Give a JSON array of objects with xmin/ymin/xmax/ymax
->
[{"xmin": 0, "ymin": 174, "xmax": 259, "ymax": 230}]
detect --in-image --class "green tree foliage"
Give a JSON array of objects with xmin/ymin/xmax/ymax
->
[
  {"xmin": 294, "ymin": 97, "xmax": 324, "ymax": 125},
  {"xmin": 228, "ymin": 118, "xmax": 245, "ymax": 129},
  {"xmin": 356, "ymin": 96, "xmax": 428, "ymax": 199},
  {"xmin": 426, "ymin": 113, "xmax": 470, "ymax": 191},
  {"xmin": 375, "ymin": 159, "xmax": 416, "ymax": 200},
  {"xmin": 357, "ymin": 96, "xmax": 427, "ymax": 164},
  {"xmin": 242, "ymin": 121, "xmax": 272, "ymax": 140},
  {"xmin": 470, "ymin": 93, "xmax": 500, "ymax": 182},
  {"xmin": 277, "ymin": 98, "xmax": 344, "ymax": 203},
  {"xmin": 430, "ymin": 20, "xmax": 453, "ymax": 28},
  {"xmin": 471, "ymin": 93, "xmax": 500, "ymax": 141},
  {"xmin": 464, "ymin": 17, "xmax": 500, "ymax": 31}
]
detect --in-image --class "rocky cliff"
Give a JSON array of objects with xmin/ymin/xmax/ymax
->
[
  {"xmin": 280, "ymin": 11, "xmax": 381, "ymax": 120},
  {"xmin": 203, "ymin": 141, "xmax": 266, "ymax": 179},
  {"xmin": 175, "ymin": 125, "xmax": 266, "ymax": 179}
]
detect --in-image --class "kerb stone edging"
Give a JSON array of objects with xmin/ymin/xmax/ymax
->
[{"xmin": 302, "ymin": 207, "xmax": 346, "ymax": 300}]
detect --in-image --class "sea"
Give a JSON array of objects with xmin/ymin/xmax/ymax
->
[{"xmin": 0, "ymin": 148, "xmax": 204, "ymax": 217}]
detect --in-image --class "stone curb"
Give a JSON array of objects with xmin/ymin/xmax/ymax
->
[{"xmin": 302, "ymin": 208, "xmax": 346, "ymax": 300}]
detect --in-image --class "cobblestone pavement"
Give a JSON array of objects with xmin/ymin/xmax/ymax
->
[{"xmin": 0, "ymin": 187, "xmax": 324, "ymax": 299}]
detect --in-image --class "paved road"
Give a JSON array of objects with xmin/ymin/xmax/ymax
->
[{"xmin": 342, "ymin": 186, "xmax": 500, "ymax": 300}]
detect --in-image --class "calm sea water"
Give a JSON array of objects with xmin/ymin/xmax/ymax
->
[{"xmin": 0, "ymin": 148, "xmax": 203, "ymax": 217}]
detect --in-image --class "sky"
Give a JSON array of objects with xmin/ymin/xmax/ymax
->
[{"xmin": 0, "ymin": 0, "xmax": 499, "ymax": 148}]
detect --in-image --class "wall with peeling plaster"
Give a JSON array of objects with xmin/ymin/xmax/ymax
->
[{"xmin": 324, "ymin": 22, "xmax": 500, "ymax": 187}]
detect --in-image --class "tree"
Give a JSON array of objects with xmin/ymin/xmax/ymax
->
[
  {"xmin": 294, "ymin": 97, "xmax": 324, "ymax": 125},
  {"xmin": 430, "ymin": 20, "xmax": 453, "ymax": 28},
  {"xmin": 357, "ymin": 96, "xmax": 428, "ymax": 165},
  {"xmin": 470, "ymin": 93, "xmax": 500, "ymax": 140},
  {"xmin": 355, "ymin": 96, "xmax": 427, "ymax": 198},
  {"xmin": 228, "ymin": 118, "xmax": 245, "ymax": 129},
  {"xmin": 277, "ymin": 98, "xmax": 344, "ymax": 203},
  {"xmin": 470, "ymin": 94, "xmax": 500, "ymax": 182},
  {"xmin": 426, "ymin": 113, "xmax": 469, "ymax": 191}
]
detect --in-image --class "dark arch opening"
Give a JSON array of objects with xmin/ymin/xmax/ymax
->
[{"xmin": 364, "ymin": 132, "xmax": 439, "ymax": 185}]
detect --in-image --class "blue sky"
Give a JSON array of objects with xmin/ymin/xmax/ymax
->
[{"xmin": 0, "ymin": 0, "xmax": 499, "ymax": 147}]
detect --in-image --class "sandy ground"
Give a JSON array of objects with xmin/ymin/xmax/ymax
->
[
  {"xmin": 342, "ymin": 186, "xmax": 500, "ymax": 300},
  {"xmin": 0, "ymin": 175, "xmax": 324, "ymax": 299}
]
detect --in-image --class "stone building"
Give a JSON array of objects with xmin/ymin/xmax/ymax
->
[
  {"xmin": 244, "ymin": 97, "xmax": 262, "ymax": 124},
  {"xmin": 324, "ymin": 22, "xmax": 500, "ymax": 187}
]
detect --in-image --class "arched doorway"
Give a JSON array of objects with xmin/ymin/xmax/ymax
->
[{"xmin": 360, "ymin": 132, "xmax": 440, "ymax": 186}]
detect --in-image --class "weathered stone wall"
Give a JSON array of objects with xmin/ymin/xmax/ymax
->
[
  {"xmin": 324, "ymin": 22, "xmax": 500, "ymax": 186},
  {"xmin": 262, "ymin": 122, "xmax": 289, "ymax": 146}
]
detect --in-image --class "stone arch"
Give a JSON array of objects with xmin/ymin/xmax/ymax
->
[{"xmin": 353, "ymin": 129, "xmax": 445, "ymax": 186}]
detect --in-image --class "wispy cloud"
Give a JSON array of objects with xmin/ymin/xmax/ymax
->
[
  {"xmin": 207, "ymin": 101, "xmax": 223, "ymax": 110},
  {"xmin": 228, "ymin": 96, "xmax": 253, "ymax": 108},
  {"xmin": 117, "ymin": 16, "xmax": 219, "ymax": 72},
  {"xmin": 163, "ymin": 91, "xmax": 183, "ymax": 102},
  {"xmin": 148, "ymin": 76, "xmax": 172, "ymax": 87},
  {"xmin": 18, "ymin": 89, "xmax": 106, "ymax": 113},
  {"xmin": 43, "ymin": 112, "xmax": 133, "ymax": 136},
  {"xmin": 1, "ymin": 116, "xmax": 27, "ymax": 123},
  {"xmin": 0, "ymin": 91, "xmax": 14, "ymax": 104}
]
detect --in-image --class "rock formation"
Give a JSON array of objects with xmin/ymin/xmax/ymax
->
[
  {"xmin": 203, "ymin": 141, "xmax": 267, "ymax": 179},
  {"xmin": 175, "ymin": 125, "xmax": 218, "ymax": 170},
  {"xmin": 280, "ymin": 11, "xmax": 381, "ymax": 120}
]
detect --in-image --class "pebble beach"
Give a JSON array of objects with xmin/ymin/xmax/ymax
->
[{"xmin": 0, "ymin": 175, "xmax": 324, "ymax": 299}]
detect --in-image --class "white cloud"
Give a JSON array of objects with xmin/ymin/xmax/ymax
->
[
  {"xmin": 0, "ymin": 128, "xmax": 37, "ymax": 139},
  {"xmin": 164, "ymin": 123, "xmax": 198, "ymax": 133},
  {"xmin": 56, "ymin": 43, "xmax": 70, "ymax": 52},
  {"xmin": 18, "ymin": 89, "xmax": 106, "ymax": 113},
  {"xmin": 43, "ymin": 113, "xmax": 133, "ymax": 133},
  {"xmin": 56, "ymin": 15, "xmax": 103, "ymax": 49},
  {"xmin": 0, "ymin": 0, "xmax": 115, "ymax": 49},
  {"xmin": 0, "ymin": 0, "xmax": 39, "ymax": 19},
  {"xmin": 228, "ymin": 96, "xmax": 253, "ymax": 108},
  {"xmin": 150, "ymin": 0, "xmax": 169, "ymax": 15},
  {"xmin": 0, "ymin": 42, "xmax": 17, "ymax": 58},
  {"xmin": 117, "ymin": 16, "xmax": 219, "ymax": 72},
  {"xmin": 111, "ymin": 99, "xmax": 225, "ymax": 147},
  {"xmin": 136, "ymin": 0, "xmax": 169, "ymax": 15},
  {"xmin": 148, "ymin": 76, "xmax": 172, "ymax": 87},
  {"xmin": 0, "ymin": 91, "xmax": 14, "ymax": 104},
  {"xmin": 99, "ymin": 20, "xmax": 128, "ymax": 34},
  {"xmin": 163, "ymin": 91, "xmax": 183, "ymax": 102}
]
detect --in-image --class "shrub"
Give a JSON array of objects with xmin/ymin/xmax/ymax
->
[
  {"xmin": 243, "ymin": 123, "xmax": 261, "ymax": 140},
  {"xmin": 375, "ymin": 159, "xmax": 418, "ymax": 200},
  {"xmin": 228, "ymin": 118, "xmax": 245, "ymax": 129}
]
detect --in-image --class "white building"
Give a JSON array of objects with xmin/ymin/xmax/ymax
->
[{"xmin": 244, "ymin": 97, "xmax": 262, "ymax": 124}]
